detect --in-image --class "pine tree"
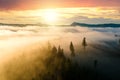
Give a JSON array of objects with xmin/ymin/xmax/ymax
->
[
  {"xmin": 48, "ymin": 41, "xmax": 52, "ymax": 51},
  {"xmin": 58, "ymin": 45, "xmax": 64, "ymax": 57},
  {"xmin": 52, "ymin": 46, "xmax": 57, "ymax": 54},
  {"xmin": 82, "ymin": 37, "xmax": 87, "ymax": 51},
  {"xmin": 70, "ymin": 41, "xmax": 75, "ymax": 56},
  {"xmin": 119, "ymin": 39, "xmax": 120, "ymax": 45},
  {"xmin": 58, "ymin": 45, "xmax": 61, "ymax": 54}
]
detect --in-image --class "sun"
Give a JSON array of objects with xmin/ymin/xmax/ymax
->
[{"xmin": 42, "ymin": 9, "xmax": 58, "ymax": 24}]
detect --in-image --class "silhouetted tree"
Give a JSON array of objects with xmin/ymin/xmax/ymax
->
[
  {"xmin": 52, "ymin": 46, "xmax": 57, "ymax": 54},
  {"xmin": 82, "ymin": 37, "xmax": 87, "ymax": 51},
  {"xmin": 119, "ymin": 39, "xmax": 120, "ymax": 45},
  {"xmin": 94, "ymin": 59, "xmax": 98, "ymax": 80},
  {"xmin": 94, "ymin": 60, "xmax": 98, "ymax": 69},
  {"xmin": 58, "ymin": 45, "xmax": 62, "ymax": 54},
  {"xmin": 48, "ymin": 41, "xmax": 52, "ymax": 51},
  {"xmin": 58, "ymin": 45, "xmax": 64, "ymax": 57},
  {"xmin": 61, "ymin": 49, "xmax": 64, "ymax": 55},
  {"xmin": 70, "ymin": 41, "xmax": 75, "ymax": 56}
]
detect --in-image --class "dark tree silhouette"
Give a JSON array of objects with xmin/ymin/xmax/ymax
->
[
  {"xmin": 94, "ymin": 59, "xmax": 98, "ymax": 80},
  {"xmin": 58, "ymin": 45, "xmax": 64, "ymax": 57},
  {"xmin": 94, "ymin": 60, "xmax": 98, "ymax": 69},
  {"xmin": 58, "ymin": 45, "xmax": 61, "ymax": 54},
  {"xmin": 70, "ymin": 41, "xmax": 75, "ymax": 56},
  {"xmin": 61, "ymin": 49, "xmax": 64, "ymax": 55},
  {"xmin": 48, "ymin": 41, "xmax": 52, "ymax": 51},
  {"xmin": 52, "ymin": 46, "xmax": 57, "ymax": 54},
  {"xmin": 82, "ymin": 37, "xmax": 87, "ymax": 51},
  {"xmin": 119, "ymin": 39, "xmax": 120, "ymax": 45}
]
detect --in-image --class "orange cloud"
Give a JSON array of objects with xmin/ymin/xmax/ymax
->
[{"xmin": 0, "ymin": 0, "xmax": 120, "ymax": 10}]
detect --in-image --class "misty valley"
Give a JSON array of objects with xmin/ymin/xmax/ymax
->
[{"xmin": 0, "ymin": 26, "xmax": 120, "ymax": 80}]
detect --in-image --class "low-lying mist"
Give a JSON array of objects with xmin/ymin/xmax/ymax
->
[{"xmin": 0, "ymin": 25, "xmax": 120, "ymax": 80}]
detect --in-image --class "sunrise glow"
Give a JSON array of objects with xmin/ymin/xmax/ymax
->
[{"xmin": 41, "ymin": 9, "xmax": 59, "ymax": 24}]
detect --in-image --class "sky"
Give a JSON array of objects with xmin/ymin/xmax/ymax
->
[
  {"xmin": 0, "ymin": 0, "xmax": 120, "ymax": 25},
  {"xmin": 0, "ymin": 0, "xmax": 120, "ymax": 10}
]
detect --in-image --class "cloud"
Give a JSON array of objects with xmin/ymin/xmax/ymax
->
[
  {"xmin": 0, "ymin": 0, "xmax": 20, "ymax": 10},
  {"xmin": 0, "ymin": 0, "xmax": 120, "ymax": 10},
  {"xmin": 54, "ymin": 7, "xmax": 120, "ymax": 24},
  {"xmin": 68, "ymin": 16, "xmax": 120, "ymax": 24},
  {"xmin": 0, "ymin": 7, "xmax": 120, "ymax": 24}
]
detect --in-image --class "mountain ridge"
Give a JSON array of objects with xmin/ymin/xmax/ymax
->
[
  {"xmin": 71, "ymin": 22, "xmax": 120, "ymax": 27},
  {"xmin": 0, "ymin": 22, "xmax": 120, "ymax": 27}
]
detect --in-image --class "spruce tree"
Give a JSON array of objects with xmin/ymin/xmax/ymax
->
[
  {"xmin": 70, "ymin": 41, "xmax": 75, "ymax": 56},
  {"xmin": 48, "ymin": 41, "xmax": 52, "ymax": 51},
  {"xmin": 52, "ymin": 46, "xmax": 57, "ymax": 54},
  {"xmin": 82, "ymin": 37, "xmax": 87, "ymax": 51}
]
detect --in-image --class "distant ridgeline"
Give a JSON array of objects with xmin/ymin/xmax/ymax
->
[
  {"xmin": 71, "ymin": 22, "xmax": 120, "ymax": 27},
  {"xmin": 0, "ymin": 23, "xmax": 49, "ymax": 27},
  {"xmin": 1, "ymin": 22, "xmax": 120, "ymax": 27},
  {"xmin": 0, "ymin": 23, "xmax": 69, "ymax": 27}
]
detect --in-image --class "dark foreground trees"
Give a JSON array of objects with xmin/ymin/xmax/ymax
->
[
  {"xmin": 4, "ymin": 41, "xmax": 109, "ymax": 80},
  {"xmin": 31, "ymin": 42, "xmax": 97, "ymax": 80},
  {"xmin": 70, "ymin": 41, "xmax": 75, "ymax": 56},
  {"xmin": 82, "ymin": 37, "xmax": 87, "ymax": 51}
]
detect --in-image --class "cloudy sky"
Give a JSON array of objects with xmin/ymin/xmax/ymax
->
[{"xmin": 0, "ymin": 0, "xmax": 120, "ymax": 25}]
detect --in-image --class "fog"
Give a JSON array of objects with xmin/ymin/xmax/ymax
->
[{"xmin": 0, "ymin": 25, "xmax": 120, "ymax": 80}]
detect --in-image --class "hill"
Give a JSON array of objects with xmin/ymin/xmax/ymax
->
[{"xmin": 71, "ymin": 22, "xmax": 120, "ymax": 27}]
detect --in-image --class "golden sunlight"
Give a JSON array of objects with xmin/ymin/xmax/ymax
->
[{"xmin": 42, "ymin": 9, "xmax": 58, "ymax": 24}]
